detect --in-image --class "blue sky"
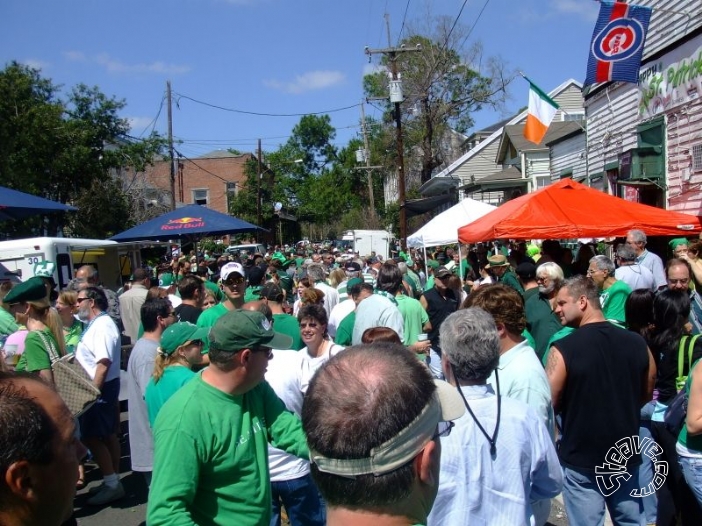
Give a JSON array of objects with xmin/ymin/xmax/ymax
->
[{"xmin": 1, "ymin": 0, "xmax": 599, "ymax": 159}]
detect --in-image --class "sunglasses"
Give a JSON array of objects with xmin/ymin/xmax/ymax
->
[
  {"xmin": 299, "ymin": 322, "xmax": 319, "ymax": 328},
  {"xmin": 224, "ymin": 277, "xmax": 245, "ymax": 287},
  {"xmin": 76, "ymin": 297, "xmax": 91, "ymax": 303},
  {"xmin": 433, "ymin": 421, "xmax": 454, "ymax": 440},
  {"xmin": 252, "ymin": 347, "xmax": 273, "ymax": 359}
]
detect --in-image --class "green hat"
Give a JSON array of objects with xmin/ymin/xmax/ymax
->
[
  {"xmin": 346, "ymin": 277, "xmax": 363, "ymax": 290},
  {"xmin": 209, "ymin": 309, "xmax": 293, "ymax": 351},
  {"xmin": 160, "ymin": 322, "xmax": 210, "ymax": 355},
  {"xmin": 427, "ymin": 260, "xmax": 439, "ymax": 269},
  {"xmin": 158, "ymin": 273, "xmax": 176, "ymax": 289},
  {"xmin": 669, "ymin": 238, "xmax": 689, "ymax": 250},
  {"xmin": 34, "ymin": 261, "xmax": 56, "ymax": 279},
  {"xmin": 4, "ymin": 277, "xmax": 47, "ymax": 304}
]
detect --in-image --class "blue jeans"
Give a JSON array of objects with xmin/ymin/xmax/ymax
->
[
  {"xmin": 270, "ymin": 473, "xmax": 325, "ymax": 526},
  {"xmin": 638, "ymin": 402, "xmax": 658, "ymax": 524},
  {"xmin": 679, "ymin": 456, "xmax": 702, "ymax": 509},
  {"xmin": 562, "ymin": 466, "xmax": 644, "ymax": 526},
  {"xmin": 425, "ymin": 348, "xmax": 444, "ymax": 380}
]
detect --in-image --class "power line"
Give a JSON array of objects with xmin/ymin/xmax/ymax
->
[
  {"xmin": 172, "ymin": 92, "xmax": 360, "ymax": 117},
  {"xmin": 397, "ymin": 0, "xmax": 411, "ymax": 45},
  {"xmin": 172, "ymin": 123, "xmax": 362, "ymax": 145},
  {"xmin": 135, "ymin": 92, "xmax": 166, "ymax": 138},
  {"xmin": 445, "ymin": 0, "xmax": 469, "ymax": 48},
  {"xmin": 459, "ymin": 0, "xmax": 492, "ymax": 50}
]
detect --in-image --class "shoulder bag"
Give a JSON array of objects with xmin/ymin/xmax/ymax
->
[{"xmin": 37, "ymin": 330, "xmax": 101, "ymax": 417}]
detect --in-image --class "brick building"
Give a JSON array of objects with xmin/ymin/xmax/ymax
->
[{"xmin": 143, "ymin": 150, "xmax": 253, "ymax": 214}]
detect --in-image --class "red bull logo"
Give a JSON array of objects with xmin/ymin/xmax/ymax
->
[{"xmin": 161, "ymin": 216, "xmax": 205, "ymax": 231}]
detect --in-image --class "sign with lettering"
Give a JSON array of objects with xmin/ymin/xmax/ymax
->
[{"xmin": 639, "ymin": 38, "xmax": 702, "ymax": 118}]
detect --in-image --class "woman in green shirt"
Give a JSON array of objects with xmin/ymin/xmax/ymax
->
[
  {"xmin": 145, "ymin": 322, "xmax": 209, "ymax": 427},
  {"xmin": 4, "ymin": 277, "xmax": 65, "ymax": 385},
  {"xmin": 56, "ymin": 289, "xmax": 82, "ymax": 354},
  {"xmin": 678, "ymin": 358, "xmax": 702, "ymax": 507}
]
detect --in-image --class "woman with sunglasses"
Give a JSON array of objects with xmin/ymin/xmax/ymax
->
[
  {"xmin": 298, "ymin": 304, "xmax": 343, "ymax": 393},
  {"xmin": 145, "ymin": 322, "xmax": 209, "ymax": 428},
  {"xmin": 56, "ymin": 289, "xmax": 82, "ymax": 354}
]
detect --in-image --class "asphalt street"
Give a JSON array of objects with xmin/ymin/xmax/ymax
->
[{"xmin": 70, "ymin": 409, "xmax": 576, "ymax": 526}]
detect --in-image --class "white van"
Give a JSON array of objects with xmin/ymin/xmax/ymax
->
[
  {"xmin": 0, "ymin": 237, "xmax": 149, "ymax": 291},
  {"xmin": 340, "ymin": 230, "xmax": 393, "ymax": 260}
]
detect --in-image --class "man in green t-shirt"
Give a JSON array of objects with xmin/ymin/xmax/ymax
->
[
  {"xmin": 148, "ymin": 309, "xmax": 308, "ymax": 526},
  {"xmin": 302, "ymin": 343, "xmax": 464, "ymax": 526},
  {"xmin": 587, "ymin": 255, "xmax": 631, "ymax": 325},
  {"xmin": 258, "ymin": 282, "xmax": 303, "ymax": 350},
  {"xmin": 197, "ymin": 262, "xmax": 247, "ymax": 328}
]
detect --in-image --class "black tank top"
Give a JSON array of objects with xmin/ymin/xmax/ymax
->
[
  {"xmin": 422, "ymin": 287, "xmax": 458, "ymax": 354},
  {"xmin": 554, "ymin": 322, "xmax": 649, "ymax": 472}
]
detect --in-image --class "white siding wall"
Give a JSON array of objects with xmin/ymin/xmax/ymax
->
[
  {"xmin": 668, "ymin": 106, "xmax": 702, "ymax": 213},
  {"xmin": 585, "ymin": 83, "xmax": 639, "ymax": 178},
  {"xmin": 550, "ymin": 133, "xmax": 588, "ymax": 181},
  {"xmin": 454, "ymin": 140, "xmax": 502, "ymax": 187},
  {"xmin": 637, "ymin": 0, "xmax": 702, "ymax": 60},
  {"xmin": 525, "ymin": 151, "xmax": 551, "ymax": 188}
]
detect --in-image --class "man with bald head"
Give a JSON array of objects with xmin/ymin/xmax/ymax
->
[
  {"xmin": 0, "ymin": 372, "xmax": 87, "ymax": 526},
  {"xmin": 303, "ymin": 343, "xmax": 464, "ymax": 526}
]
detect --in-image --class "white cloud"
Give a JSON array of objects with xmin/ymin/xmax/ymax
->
[
  {"xmin": 62, "ymin": 51, "xmax": 190, "ymax": 75},
  {"xmin": 264, "ymin": 70, "xmax": 346, "ymax": 94},
  {"xmin": 64, "ymin": 50, "xmax": 86, "ymax": 62},
  {"xmin": 22, "ymin": 59, "xmax": 49, "ymax": 71},
  {"xmin": 94, "ymin": 53, "xmax": 191, "ymax": 75},
  {"xmin": 127, "ymin": 116, "xmax": 155, "ymax": 132}
]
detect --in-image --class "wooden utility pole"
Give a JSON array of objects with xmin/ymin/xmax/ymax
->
[
  {"xmin": 257, "ymin": 138, "xmax": 262, "ymax": 242},
  {"xmin": 365, "ymin": 20, "xmax": 420, "ymax": 250},
  {"xmin": 167, "ymin": 81, "xmax": 176, "ymax": 211}
]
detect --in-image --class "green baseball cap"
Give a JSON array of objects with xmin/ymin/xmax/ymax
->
[
  {"xmin": 4, "ymin": 277, "xmax": 47, "ymax": 304},
  {"xmin": 209, "ymin": 309, "xmax": 292, "ymax": 351},
  {"xmin": 427, "ymin": 260, "xmax": 439, "ymax": 269},
  {"xmin": 160, "ymin": 322, "xmax": 210, "ymax": 355},
  {"xmin": 158, "ymin": 273, "xmax": 176, "ymax": 289}
]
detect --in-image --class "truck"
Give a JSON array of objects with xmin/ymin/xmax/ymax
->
[
  {"xmin": 340, "ymin": 230, "xmax": 393, "ymax": 260},
  {"xmin": 0, "ymin": 237, "xmax": 150, "ymax": 291}
]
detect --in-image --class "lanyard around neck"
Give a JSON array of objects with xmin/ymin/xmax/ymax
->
[{"xmin": 453, "ymin": 366, "xmax": 501, "ymax": 457}]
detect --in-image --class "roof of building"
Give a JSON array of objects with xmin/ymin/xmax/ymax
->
[{"xmin": 499, "ymin": 121, "xmax": 583, "ymax": 158}]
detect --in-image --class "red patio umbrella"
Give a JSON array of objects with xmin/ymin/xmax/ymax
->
[{"xmin": 458, "ymin": 178, "xmax": 702, "ymax": 243}]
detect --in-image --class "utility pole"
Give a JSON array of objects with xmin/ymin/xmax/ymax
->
[
  {"xmin": 257, "ymin": 138, "xmax": 262, "ymax": 242},
  {"xmin": 167, "ymin": 81, "xmax": 176, "ymax": 211},
  {"xmin": 365, "ymin": 17, "xmax": 420, "ymax": 251}
]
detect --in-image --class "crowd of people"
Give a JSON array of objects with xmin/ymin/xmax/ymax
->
[{"xmin": 1, "ymin": 228, "xmax": 702, "ymax": 525}]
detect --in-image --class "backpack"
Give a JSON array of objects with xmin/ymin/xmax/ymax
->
[{"xmin": 664, "ymin": 335, "xmax": 700, "ymax": 434}]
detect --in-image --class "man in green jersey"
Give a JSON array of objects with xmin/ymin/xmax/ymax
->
[{"xmin": 148, "ymin": 309, "xmax": 308, "ymax": 526}]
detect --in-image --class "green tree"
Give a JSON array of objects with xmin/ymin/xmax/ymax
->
[
  {"xmin": 0, "ymin": 62, "xmax": 166, "ymax": 238},
  {"xmin": 364, "ymin": 18, "xmax": 512, "ymax": 185}
]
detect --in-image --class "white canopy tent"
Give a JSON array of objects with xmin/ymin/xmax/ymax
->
[{"xmin": 407, "ymin": 198, "xmax": 496, "ymax": 248}]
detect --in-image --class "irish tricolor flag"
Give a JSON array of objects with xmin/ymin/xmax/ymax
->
[{"xmin": 523, "ymin": 79, "xmax": 559, "ymax": 145}]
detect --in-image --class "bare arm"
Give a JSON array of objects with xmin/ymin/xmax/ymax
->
[
  {"xmin": 93, "ymin": 359, "xmax": 111, "ymax": 390},
  {"xmin": 545, "ymin": 346, "xmax": 567, "ymax": 413},
  {"xmin": 687, "ymin": 360, "xmax": 702, "ymax": 436},
  {"xmin": 38, "ymin": 368, "xmax": 55, "ymax": 386},
  {"xmin": 642, "ymin": 347, "xmax": 656, "ymax": 405},
  {"xmin": 419, "ymin": 295, "xmax": 428, "ymax": 311}
]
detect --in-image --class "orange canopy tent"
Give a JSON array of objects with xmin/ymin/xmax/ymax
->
[{"xmin": 458, "ymin": 178, "xmax": 702, "ymax": 243}]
